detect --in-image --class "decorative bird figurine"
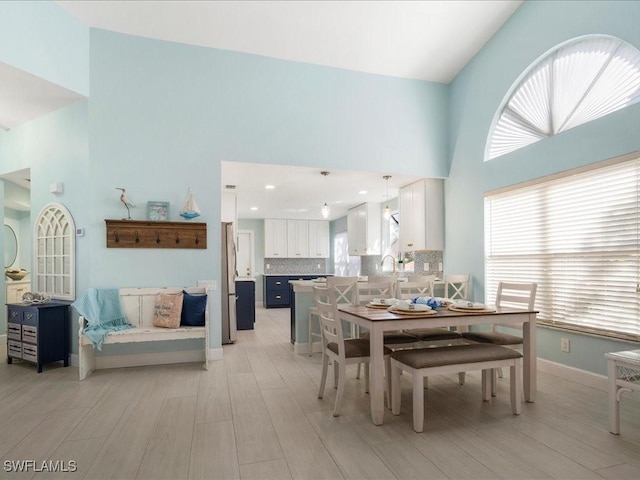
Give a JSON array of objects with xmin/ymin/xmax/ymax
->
[{"xmin": 116, "ymin": 187, "xmax": 135, "ymax": 219}]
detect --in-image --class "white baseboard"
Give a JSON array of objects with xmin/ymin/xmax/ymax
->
[
  {"xmin": 209, "ymin": 348, "xmax": 223, "ymax": 361},
  {"xmin": 70, "ymin": 348, "xmax": 223, "ymax": 370},
  {"xmin": 537, "ymin": 357, "xmax": 608, "ymax": 392},
  {"xmin": 293, "ymin": 341, "xmax": 323, "ymax": 356}
]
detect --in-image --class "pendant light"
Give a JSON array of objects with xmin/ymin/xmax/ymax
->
[
  {"xmin": 320, "ymin": 171, "xmax": 330, "ymax": 219},
  {"xmin": 382, "ymin": 175, "xmax": 392, "ymax": 220}
]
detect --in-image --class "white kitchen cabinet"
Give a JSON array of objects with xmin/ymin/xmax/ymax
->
[
  {"xmin": 398, "ymin": 179, "xmax": 444, "ymax": 251},
  {"xmin": 264, "ymin": 219, "xmax": 288, "ymax": 258},
  {"xmin": 287, "ymin": 220, "xmax": 309, "ymax": 258},
  {"xmin": 308, "ymin": 220, "xmax": 330, "ymax": 258},
  {"xmin": 6, "ymin": 281, "xmax": 30, "ymax": 304},
  {"xmin": 347, "ymin": 202, "xmax": 381, "ymax": 256}
]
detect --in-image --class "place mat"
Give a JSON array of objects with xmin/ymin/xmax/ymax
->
[
  {"xmin": 366, "ymin": 303, "xmax": 390, "ymax": 309},
  {"xmin": 388, "ymin": 308, "xmax": 437, "ymax": 316},
  {"xmin": 448, "ymin": 305, "xmax": 497, "ymax": 314}
]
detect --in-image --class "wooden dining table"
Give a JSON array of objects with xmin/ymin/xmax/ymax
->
[{"xmin": 338, "ymin": 304, "xmax": 538, "ymax": 425}]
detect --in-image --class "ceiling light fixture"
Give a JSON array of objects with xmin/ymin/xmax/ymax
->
[
  {"xmin": 265, "ymin": 185, "xmax": 275, "ymax": 190},
  {"xmin": 320, "ymin": 171, "xmax": 330, "ymax": 219},
  {"xmin": 382, "ymin": 175, "xmax": 392, "ymax": 220}
]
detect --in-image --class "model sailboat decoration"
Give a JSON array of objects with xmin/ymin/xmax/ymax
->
[{"xmin": 179, "ymin": 188, "xmax": 201, "ymax": 220}]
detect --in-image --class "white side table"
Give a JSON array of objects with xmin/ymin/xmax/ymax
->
[{"xmin": 605, "ymin": 349, "xmax": 640, "ymax": 434}]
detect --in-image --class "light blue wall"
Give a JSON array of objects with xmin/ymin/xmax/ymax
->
[
  {"xmin": 446, "ymin": 0, "xmax": 640, "ymax": 375},
  {"xmin": 0, "ymin": 1, "xmax": 89, "ymax": 95}
]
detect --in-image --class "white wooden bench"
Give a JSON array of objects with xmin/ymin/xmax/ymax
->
[
  {"xmin": 78, "ymin": 287, "xmax": 210, "ymax": 380},
  {"xmin": 390, "ymin": 343, "xmax": 522, "ymax": 432}
]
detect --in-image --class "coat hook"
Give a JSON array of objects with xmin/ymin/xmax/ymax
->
[
  {"xmin": 114, "ymin": 231, "xmax": 120, "ymax": 243},
  {"xmin": 156, "ymin": 231, "xmax": 161, "ymax": 244},
  {"xmin": 134, "ymin": 231, "xmax": 140, "ymax": 243},
  {"xmin": 195, "ymin": 233, "xmax": 200, "ymax": 245},
  {"xmin": 175, "ymin": 232, "xmax": 180, "ymax": 244}
]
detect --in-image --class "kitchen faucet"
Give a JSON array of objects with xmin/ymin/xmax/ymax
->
[{"xmin": 380, "ymin": 255, "xmax": 397, "ymax": 275}]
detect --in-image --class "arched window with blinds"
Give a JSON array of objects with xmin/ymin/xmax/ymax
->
[{"xmin": 486, "ymin": 35, "xmax": 640, "ymax": 161}]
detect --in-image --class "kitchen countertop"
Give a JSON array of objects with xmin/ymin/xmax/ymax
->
[
  {"xmin": 263, "ymin": 273, "xmax": 333, "ymax": 277},
  {"xmin": 235, "ymin": 277, "xmax": 256, "ymax": 282}
]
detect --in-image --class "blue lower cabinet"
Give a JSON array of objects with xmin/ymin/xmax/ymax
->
[
  {"xmin": 264, "ymin": 276, "xmax": 290, "ymax": 308},
  {"xmin": 236, "ymin": 281, "xmax": 255, "ymax": 330},
  {"xmin": 264, "ymin": 275, "xmax": 332, "ymax": 309}
]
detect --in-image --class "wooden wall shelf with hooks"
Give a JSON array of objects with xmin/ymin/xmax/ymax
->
[{"xmin": 105, "ymin": 220, "xmax": 207, "ymax": 249}]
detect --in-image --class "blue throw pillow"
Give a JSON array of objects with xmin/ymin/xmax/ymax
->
[{"xmin": 181, "ymin": 291, "xmax": 207, "ymax": 326}]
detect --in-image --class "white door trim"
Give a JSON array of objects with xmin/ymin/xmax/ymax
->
[{"xmin": 236, "ymin": 229, "xmax": 255, "ymax": 278}]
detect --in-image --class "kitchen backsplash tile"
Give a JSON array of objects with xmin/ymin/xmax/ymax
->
[
  {"xmin": 360, "ymin": 251, "xmax": 444, "ymax": 278},
  {"xmin": 264, "ymin": 258, "xmax": 328, "ymax": 274}
]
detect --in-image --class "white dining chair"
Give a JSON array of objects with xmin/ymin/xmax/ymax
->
[
  {"xmin": 398, "ymin": 281, "xmax": 463, "ymax": 345},
  {"xmin": 315, "ymin": 285, "xmax": 392, "ymax": 416},
  {"xmin": 308, "ymin": 276, "xmax": 359, "ymax": 356},
  {"xmin": 461, "ymin": 281, "xmax": 537, "ymax": 392},
  {"xmin": 358, "ymin": 280, "xmax": 421, "ymax": 346},
  {"xmin": 444, "ymin": 274, "xmax": 470, "ymax": 300}
]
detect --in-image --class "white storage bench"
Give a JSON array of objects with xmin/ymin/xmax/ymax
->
[{"xmin": 78, "ymin": 287, "xmax": 210, "ymax": 380}]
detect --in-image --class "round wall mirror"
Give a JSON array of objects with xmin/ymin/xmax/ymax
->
[{"xmin": 4, "ymin": 224, "xmax": 18, "ymax": 268}]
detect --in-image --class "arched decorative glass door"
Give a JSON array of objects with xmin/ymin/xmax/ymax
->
[{"xmin": 33, "ymin": 203, "xmax": 76, "ymax": 300}]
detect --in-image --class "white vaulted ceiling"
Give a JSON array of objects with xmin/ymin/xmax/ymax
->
[{"xmin": 57, "ymin": 0, "xmax": 522, "ymax": 83}]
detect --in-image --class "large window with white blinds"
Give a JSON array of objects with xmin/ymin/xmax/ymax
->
[{"xmin": 485, "ymin": 153, "xmax": 640, "ymax": 340}]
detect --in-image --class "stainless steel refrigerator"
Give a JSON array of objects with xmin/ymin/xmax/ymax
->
[{"xmin": 221, "ymin": 222, "xmax": 237, "ymax": 344}]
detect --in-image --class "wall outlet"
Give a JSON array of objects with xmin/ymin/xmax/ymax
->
[
  {"xmin": 438, "ymin": 262, "xmax": 443, "ymax": 272},
  {"xmin": 317, "ymin": 264, "xmax": 321, "ymax": 269},
  {"xmin": 424, "ymin": 262, "xmax": 429, "ymax": 272},
  {"xmin": 266, "ymin": 264, "xmax": 270, "ymax": 270},
  {"xmin": 561, "ymin": 338, "xmax": 570, "ymax": 352}
]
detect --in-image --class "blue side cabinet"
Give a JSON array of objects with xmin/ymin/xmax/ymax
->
[
  {"xmin": 6, "ymin": 302, "xmax": 70, "ymax": 373},
  {"xmin": 236, "ymin": 280, "xmax": 256, "ymax": 330}
]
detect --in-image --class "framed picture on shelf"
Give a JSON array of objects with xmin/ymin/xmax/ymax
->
[{"xmin": 147, "ymin": 201, "xmax": 169, "ymax": 221}]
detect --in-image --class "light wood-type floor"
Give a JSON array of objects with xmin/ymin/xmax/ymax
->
[{"xmin": 1, "ymin": 306, "xmax": 640, "ymax": 480}]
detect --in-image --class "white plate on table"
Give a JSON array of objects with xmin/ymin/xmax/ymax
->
[
  {"xmin": 312, "ymin": 278, "xmax": 327, "ymax": 283},
  {"xmin": 388, "ymin": 303, "xmax": 436, "ymax": 315},
  {"xmin": 451, "ymin": 301, "xmax": 487, "ymax": 310}
]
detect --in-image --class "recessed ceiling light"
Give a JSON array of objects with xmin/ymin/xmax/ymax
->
[
  {"xmin": 250, "ymin": 207, "xmax": 258, "ymax": 211},
  {"xmin": 359, "ymin": 190, "xmax": 368, "ymax": 195},
  {"xmin": 265, "ymin": 185, "xmax": 275, "ymax": 190}
]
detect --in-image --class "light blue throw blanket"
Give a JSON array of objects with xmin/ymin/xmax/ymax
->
[{"xmin": 72, "ymin": 288, "xmax": 134, "ymax": 350}]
